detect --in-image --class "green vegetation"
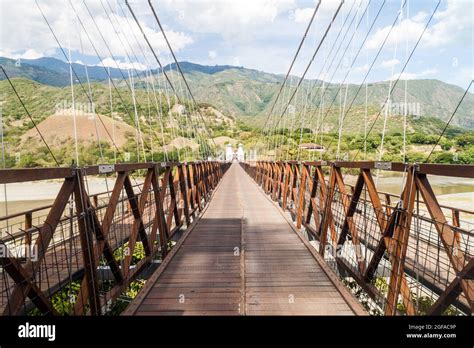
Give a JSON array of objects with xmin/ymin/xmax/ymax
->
[
  {"xmin": 344, "ymin": 277, "xmax": 462, "ymax": 315},
  {"xmin": 0, "ymin": 78, "xmax": 236, "ymax": 166},
  {"xmin": 28, "ymin": 277, "xmax": 148, "ymax": 315},
  {"xmin": 1, "ymin": 74, "xmax": 473, "ymax": 167},
  {"xmin": 29, "ymin": 282, "xmax": 82, "ymax": 315},
  {"xmin": 106, "ymin": 279, "xmax": 147, "ymax": 315},
  {"xmin": 6, "ymin": 58, "xmax": 473, "ymax": 125},
  {"xmin": 238, "ymin": 115, "xmax": 473, "ymax": 163}
]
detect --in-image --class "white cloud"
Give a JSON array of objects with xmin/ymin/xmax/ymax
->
[
  {"xmin": 390, "ymin": 68, "xmax": 438, "ymax": 81},
  {"xmin": 98, "ymin": 57, "xmax": 147, "ymax": 71},
  {"xmin": 424, "ymin": 0, "xmax": 473, "ymax": 47},
  {"xmin": 294, "ymin": 8, "xmax": 314, "ymax": 23},
  {"xmin": 353, "ymin": 64, "xmax": 369, "ymax": 73},
  {"xmin": 422, "ymin": 68, "xmax": 439, "ymax": 76},
  {"xmin": 292, "ymin": 0, "xmax": 366, "ymax": 24},
  {"xmin": 0, "ymin": 48, "xmax": 44, "ymax": 60},
  {"xmin": 160, "ymin": 0, "xmax": 295, "ymax": 40},
  {"xmin": 366, "ymin": 0, "xmax": 473, "ymax": 50},
  {"xmin": 365, "ymin": 17, "xmax": 424, "ymax": 50},
  {"xmin": 412, "ymin": 11, "xmax": 428, "ymax": 23},
  {"xmin": 0, "ymin": 0, "xmax": 193, "ymax": 67},
  {"xmin": 208, "ymin": 50, "xmax": 217, "ymax": 59},
  {"xmin": 380, "ymin": 58, "xmax": 400, "ymax": 69},
  {"xmin": 449, "ymin": 67, "xmax": 474, "ymax": 88}
]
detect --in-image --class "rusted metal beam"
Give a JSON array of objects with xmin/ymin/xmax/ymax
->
[
  {"xmin": 318, "ymin": 166, "xmax": 337, "ymax": 257},
  {"xmin": 0, "ymin": 167, "xmax": 75, "ymax": 184},
  {"xmin": 415, "ymin": 173, "xmax": 474, "ymax": 311},
  {"xmin": 0, "ymin": 161, "xmax": 229, "ymax": 316},
  {"xmin": 74, "ymin": 170, "xmax": 102, "ymax": 315},
  {"xmin": 385, "ymin": 167, "xmax": 417, "ymax": 316},
  {"xmin": 247, "ymin": 160, "xmax": 473, "ymax": 316},
  {"xmin": 2, "ymin": 177, "xmax": 76, "ymax": 315},
  {"xmin": 417, "ymin": 163, "xmax": 474, "ymax": 178},
  {"xmin": 295, "ymin": 164, "xmax": 309, "ymax": 229},
  {"xmin": 0, "ymin": 254, "xmax": 58, "ymax": 315},
  {"xmin": 335, "ymin": 169, "xmax": 366, "ymax": 274}
]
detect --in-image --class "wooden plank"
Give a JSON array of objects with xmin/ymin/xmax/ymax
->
[{"xmin": 126, "ymin": 163, "xmax": 366, "ymax": 316}]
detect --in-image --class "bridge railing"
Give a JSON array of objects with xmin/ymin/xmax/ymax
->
[
  {"xmin": 241, "ymin": 160, "xmax": 473, "ymax": 316},
  {"xmin": 0, "ymin": 161, "xmax": 230, "ymax": 315}
]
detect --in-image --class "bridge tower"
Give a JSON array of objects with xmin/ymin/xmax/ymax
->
[
  {"xmin": 237, "ymin": 143, "xmax": 244, "ymax": 162},
  {"xmin": 225, "ymin": 143, "xmax": 234, "ymax": 162}
]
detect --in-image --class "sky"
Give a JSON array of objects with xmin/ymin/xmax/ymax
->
[{"xmin": 0, "ymin": 0, "xmax": 472, "ymax": 88}]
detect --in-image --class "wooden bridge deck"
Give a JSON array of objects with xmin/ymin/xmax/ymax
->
[{"xmin": 124, "ymin": 163, "xmax": 366, "ymax": 316}]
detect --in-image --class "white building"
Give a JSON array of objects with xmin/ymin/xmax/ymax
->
[
  {"xmin": 237, "ymin": 143, "xmax": 245, "ymax": 162},
  {"xmin": 225, "ymin": 144, "xmax": 234, "ymax": 162},
  {"xmin": 225, "ymin": 143, "xmax": 245, "ymax": 162}
]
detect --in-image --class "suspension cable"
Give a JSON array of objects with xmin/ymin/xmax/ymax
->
[
  {"xmin": 272, "ymin": 1, "xmax": 344, "ymax": 132},
  {"xmin": 425, "ymin": 79, "xmax": 473, "ymax": 163},
  {"xmin": 77, "ymin": 19, "xmax": 107, "ymax": 163},
  {"xmin": 102, "ymin": 0, "xmax": 168, "ymax": 160},
  {"xmin": 67, "ymin": 5, "xmax": 80, "ymax": 166},
  {"xmin": 146, "ymin": 0, "xmax": 217, "ymax": 157},
  {"xmin": 402, "ymin": 0, "xmax": 410, "ymax": 163},
  {"xmin": 264, "ymin": 1, "xmax": 346, "ymax": 159},
  {"xmin": 82, "ymin": 0, "xmax": 132, "ymax": 92},
  {"xmin": 0, "ymin": 66, "xmax": 59, "ymax": 166},
  {"xmin": 116, "ymin": 0, "xmax": 171, "ymax": 161},
  {"xmin": 69, "ymin": 0, "xmax": 148, "ymax": 161},
  {"xmin": 312, "ymin": 0, "xmax": 389, "ymax": 141},
  {"xmin": 1, "ymin": 105, "xmax": 9, "ymax": 228},
  {"xmin": 377, "ymin": 0, "xmax": 404, "ymax": 166},
  {"xmin": 342, "ymin": 0, "xmax": 441, "ymax": 160},
  {"xmin": 34, "ymin": 0, "xmax": 122, "ymax": 160},
  {"xmin": 310, "ymin": 0, "xmax": 380, "ymax": 159},
  {"xmin": 318, "ymin": 0, "xmax": 410, "ymax": 153},
  {"xmin": 107, "ymin": 66, "xmax": 117, "ymax": 164},
  {"xmin": 363, "ymin": 3, "xmax": 370, "ymax": 160},
  {"xmin": 310, "ymin": 0, "xmax": 366, "ymax": 111},
  {"xmin": 336, "ymin": 0, "xmax": 362, "ymax": 160},
  {"xmin": 120, "ymin": 0, "xmax": 204, "ymax": 160},
  {"xmin": 125, "ymin": 0, "xmax": 210, "ymax": 159},
  {"xmin": 260, "ymin": 0, "xmax": 322, "ymax": 142},
  {"xmin": 265, "ymin": 0, "xmax": 353, "ymax": 158}
]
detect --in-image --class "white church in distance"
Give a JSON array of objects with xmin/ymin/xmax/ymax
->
[{"xmin": 225, "ymin": 143, "xmax": 245, "ymax": 162}]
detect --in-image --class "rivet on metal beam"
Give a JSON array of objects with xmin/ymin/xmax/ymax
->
[
  {"xmin": 374, "ymin": 161, "xmax": 392, "ymax": 170},
  {"xmin": 98, "ymin": 164, "xmax": 115, "ymax": 174}
]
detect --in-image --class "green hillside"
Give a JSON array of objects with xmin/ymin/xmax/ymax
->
[
  {"xmin": 3, "ymin": 57, "xmax": 472, "ymax": 129},
  {"xmin": 0, "ymin": 78, "xmax": 238, "ymax": 167},
  {"xmin": 1, "ymin": 59, "xmax": 473, "ymax": 167},
  {"xmin": 152, "ymin": 67, "xmax": 473, "ymax": 130},
  {"xmin": 0, "ymin": 57, "xmax": 71, "ymax": 87}
]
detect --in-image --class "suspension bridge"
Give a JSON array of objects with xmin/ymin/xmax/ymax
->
[{"xmin": 0, "ymin": 0, "xmax": 473, "ymax": 317}]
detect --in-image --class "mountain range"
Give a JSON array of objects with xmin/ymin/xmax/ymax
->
[{"xmin": 1, "ymin": 56, "xmax": 473, "ymax": 129}]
